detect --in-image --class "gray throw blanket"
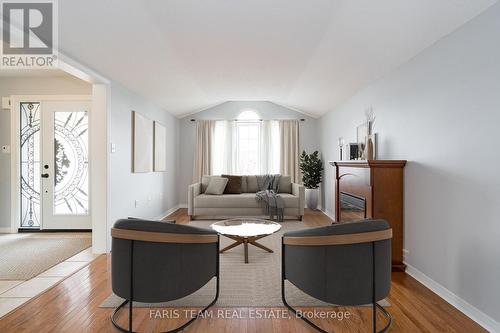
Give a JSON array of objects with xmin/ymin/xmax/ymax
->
[{"xmin": 255, "ymin": 175, "xmax": 285, "ymax": 222}]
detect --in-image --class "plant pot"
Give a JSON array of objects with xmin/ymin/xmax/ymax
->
[{"xmin": 305, "ymin": 188, "xmax": 319, "ymax": 210}]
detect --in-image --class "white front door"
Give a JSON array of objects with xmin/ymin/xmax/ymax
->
[{"xmin": 19, "ymin": 99, "xmax": 91, "ymax": 230}]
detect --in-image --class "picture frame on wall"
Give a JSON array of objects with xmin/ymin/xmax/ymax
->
[
  {"xmin": 153, "ymin": 121, "xmax": 167, "ymax": 172},
  {"xmin": 132, "ymin": 111, "xmax": 153, "ymax": 173}
]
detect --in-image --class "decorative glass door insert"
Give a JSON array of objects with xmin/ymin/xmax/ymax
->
[
  {"xmin": 53, "ymin": 111, "xmax": 89, "ymax": 215},
  {"xmin": 20, "ymin": 102, "xmax": 41, "ymax": 227}
]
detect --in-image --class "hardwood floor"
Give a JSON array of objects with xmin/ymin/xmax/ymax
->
[{"xmin": 0, "ymin": 209, "xmax": 486, "ymax": 332}]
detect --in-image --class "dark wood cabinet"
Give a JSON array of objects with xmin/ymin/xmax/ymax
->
[{"xmin": 331, "ymin": 160, "xmax": 407, "ymax": 271}]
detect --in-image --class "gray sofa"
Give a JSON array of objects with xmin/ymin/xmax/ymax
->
[{"xmin": 188, "ymin": 175, "xmax": 305, "ymax": 220}]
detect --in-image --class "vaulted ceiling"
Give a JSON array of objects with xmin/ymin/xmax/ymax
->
[{"xmin": 58, "ymin": 0, "xmax": 497, "ymax": 117}]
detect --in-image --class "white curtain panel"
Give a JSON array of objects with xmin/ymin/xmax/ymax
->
[
  {"xmin": 259, "ymin": 120, "xmax": 280, "ymax": 174},
  {"xmin": 279, "ymin": 120, "xmax": 300, "ymax": 183},
  {"xmin": 212, "ymin": 120, "xmax": 234, "ymax": 175},
  {"xmin": 193, "ymin": 120, "xmax": 215, "ymax": 182}
]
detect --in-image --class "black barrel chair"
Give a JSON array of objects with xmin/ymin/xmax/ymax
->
[
  {"xmin": 111, "ymin": 219, "xmax": 219, "ymax": 332},
  {"xmin": 282, "ymin": 219, "xmax": 392, "ymax": 333}
]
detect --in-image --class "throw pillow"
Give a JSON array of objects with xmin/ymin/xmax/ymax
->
[
  {"xmin": 205, "ymin": 176, "xmax": 229, "ymax": 195},
  {"xmin": 222, "ymin": 175, "xmax": 242, "ymax": 194}
]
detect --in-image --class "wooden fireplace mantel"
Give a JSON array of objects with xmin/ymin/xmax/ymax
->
[
  {"xmin": 330, "ymin": 160, "xmax": 407, "ymax": 168},
  {"xmin": 330, "ymin": 160, "xmax": 407, "ymax": 271}
]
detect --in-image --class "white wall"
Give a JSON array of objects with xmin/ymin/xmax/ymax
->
[
  {"xmin": 319, "ymin": 4, "xmax": 500, "ymax": 330},
  {"xmin": 177, "ymin": 101, "xmax": 318, "ymax": 204},
  {"xmin": 108, "ymin": 83, "xmax": 179, "ymax": 234},
  {"xmin": 0, "ymin": 75, "xmax": 92, "ymax": 231}
]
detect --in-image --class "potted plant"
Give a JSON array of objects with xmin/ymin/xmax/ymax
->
[{"xmin": 299, "ymin": 150, "xmax": 324, "ymax": 210}]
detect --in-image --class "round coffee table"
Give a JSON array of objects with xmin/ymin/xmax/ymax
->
[{"xmin": 210, "ymin": 218, "xmax": 282, "ymax": 263}]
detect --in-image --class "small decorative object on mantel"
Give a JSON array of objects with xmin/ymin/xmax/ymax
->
[
  {"xmin": 338, "ymin": 137, "xmax": 344, "ymax": 160},
  {"xmin": 299, "ymin": 150, "xmax": 323, "ymax": 210},
  {"xmin": 356, "ymin": 106, "xmax": 377, "ymax": 160},
  {"xmin": 365, "ymin": 107, "xmax": 376, "ymax": 160},
  {"xmin": 356, "ymin": 122, "xmax": 367, "ymax": 159},
  {"xmin": 345, "ymin": 143, "xmax": 360, "ymax": 160}
]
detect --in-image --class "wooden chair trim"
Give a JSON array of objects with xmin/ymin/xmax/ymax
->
[
  {"xmin": 283, "ymin": 229, "xmax": 392, "ymax": 246},
  {"xmin": 111, "ymin": 228, "xmax": 218, "ymax": 244}
]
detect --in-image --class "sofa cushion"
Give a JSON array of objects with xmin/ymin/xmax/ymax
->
[
  {"xmin": 205, "ymin": 176, "xmax": 228, "ymax": 195},
  {"xmin": 195, "ymin": 193, "xmax": 299, "ymax": 208},
  {"xmin": 222, "ymin": 175, "xmax": 242, "ymax": 194},
  {"xmin": 246, "ymin": 176, "xmax": 259, "ymax": 193},
  {"xmin": 240, "ymin": 175, "xmax": 292, "ymax": 193},
  {"xmin": 201, "ymin": 175, "xmax": 212, "ymax": 193},
  {"xmin": 196, "ymin": 193, "xmax": 259, "ymax": 208},
  {"xmin": 278, "ymin": 175, "xmax": 292, "ymax": 194},
  {"xmin": 241, "ymin": 176, "xmax": 248, "ymax": 193}
]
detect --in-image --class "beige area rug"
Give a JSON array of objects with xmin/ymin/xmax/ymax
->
[
  {"xmin": 0, "ymin": 233, "xmax": 92, "ymax": 280},
  {"xmin": 100, "ymin": 221, "xmax": 389, "ymax": 308}
]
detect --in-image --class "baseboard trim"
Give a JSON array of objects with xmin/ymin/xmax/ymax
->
[
  {"xmin": 320, "ymin": 209, "xmax": 336, "ymax": 222},
  {"xmin": 405, "ymin": 262, "xmax": 500, "ymax": 332},
  {"xmin": 0, "ymin": 227, "xmax": 13, "ymax": 233},
  {"xmin": 156, "ymin": 204, "xmax": 184, "ymax": 220}
]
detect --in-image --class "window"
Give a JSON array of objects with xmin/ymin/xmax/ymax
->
[
  {"xmin": 212, "ymin": 112, "xmax": 280, "ymax": 176},
  {"xmin": 235, "ymin": 121, "xmax": 261, "ymax": 175},
  {"xmin": 237, "ymin": 110, "xmax": 260, "ymax": 120}
]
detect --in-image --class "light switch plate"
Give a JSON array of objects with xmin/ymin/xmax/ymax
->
[
  {"xmin": 1, "ymin": 145, "xmax": 10, "ymax": 154},
  {"xmin": 2, "ymin": 97, "xmax": 11, "ymax": 110},
  {"xmin": 111, "ymin": 143, "xmax": 116, "ymax": 153}
]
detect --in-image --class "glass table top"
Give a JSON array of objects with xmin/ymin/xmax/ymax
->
[{"xmin": 210, "ymin": 218, "xmax": 282, "ymax": 237}]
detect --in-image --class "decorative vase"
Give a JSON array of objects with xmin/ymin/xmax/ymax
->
[
  {"xmin": 305, "ymin": 188, "xmax": 319, "ymax": 210},
  {"xmin": 365, "ymin": 134, "xmax": 375, "ymax": 160}
]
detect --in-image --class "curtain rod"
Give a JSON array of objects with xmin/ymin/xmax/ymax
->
[{"xmin": 189, "ymin": 118, "xmax": 305, "ymax": 122}]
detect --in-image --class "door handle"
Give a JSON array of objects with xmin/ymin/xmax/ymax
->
[{"xmin": 41, "ymin": 173, "xmax": 49, "ymax": 178}]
